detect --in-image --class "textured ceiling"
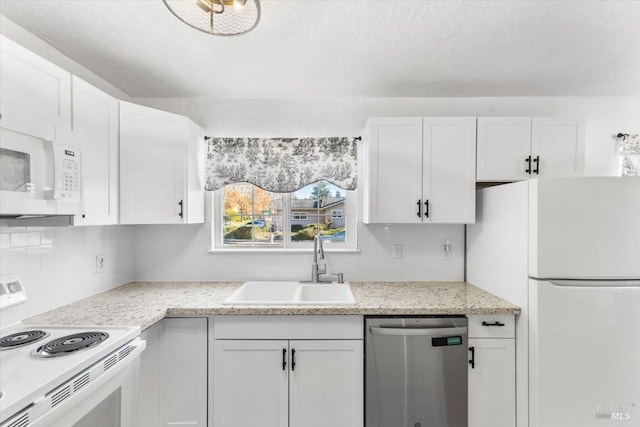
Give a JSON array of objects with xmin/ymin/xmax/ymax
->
[{"xmin": 1, "ymin": 0, "xmax": 639, "ymax": 98}]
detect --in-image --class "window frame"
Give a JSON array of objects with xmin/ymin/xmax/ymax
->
[
  {"xmin": 211, "ymin": 183, "xmax": 357, "ymax": 251},
  {"xmin": 292, "ymin": 211, "xmax": 308, "ymax": 221}
]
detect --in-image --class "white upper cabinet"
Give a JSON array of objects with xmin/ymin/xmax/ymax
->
[
  {"xmin": 0, "ymin": 35, "xmax": 71, "ymax": 141},
  {"xmin": 531, "ymin": 117, "xmax": 585, "ymax": 178},
  {"xmin": 71, "ymin": 77, "xmax": 119, "ymax": 226},
  {"xmin": 119, "ymin": 101, "xmax": 204, "ymax": 225},
  {"xmin": 363, "ymin": 117, "xmax": 476, "ymax": 224},
  {"xmin": 477, "ymin": 116, "xmax": 585, "ymax": 181},
  {"xmin": 362, "ymin": 117, "xmax": 423, "ymax": 223},
  {"xmin": 423, "ymin": 117, "xmax": 477, "ymax": 224},
  {"xmin": 477, "ymin": 117, "xmax": 532, "ymax": 182}
]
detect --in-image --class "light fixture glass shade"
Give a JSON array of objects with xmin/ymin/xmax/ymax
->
[{"xmin": 163, "ymin": 0, "xmax": 260, "ymax": 36}]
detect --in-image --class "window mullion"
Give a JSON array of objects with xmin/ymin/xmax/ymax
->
[
  {"xmin": 251, "ymin": 187, "xmax": 255, "ymax": 247},
  {"xmin": 284, "ymin": 193, "xmax": 291, "ymax": 248}
]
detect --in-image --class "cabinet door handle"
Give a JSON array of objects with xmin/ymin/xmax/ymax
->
[
  {"xmin": 424, "ymin": 200, "xmax": 429, "ymax": 218},
  {"xmin": 533, "ymin": 156, "xmax": 540, "ymax": 175},
  {"xmin": 178, "ymin": 200, "xmax": 184, "ymax": 218},
  {"xmin": 482, "ymin": 321, "xmax": 506, "ymax": 327},
  {"xmin": 416, "ymin": 200, "xmax": 422, "ymax": 218},
  {"xmin": 468, "ymin": 346, "xmax": 475, "ymax": 369},
  {"xmin": 282, "ymin": 348, "xmax": 287, "ymax": 371},
  {"xmin": 525, "ymin": 156, "xmax": 532, "ymax": 174},
  {"xmin": 291, "ymin": 348, "xmax": 296, "ymax": 371}
]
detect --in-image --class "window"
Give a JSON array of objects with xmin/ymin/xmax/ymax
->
[{"xmin": 214, "ymin": 181, "xmax": 355, "ymax": 249}]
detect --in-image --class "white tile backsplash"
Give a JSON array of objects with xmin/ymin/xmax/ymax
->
[
  {"xmin": 132, "ymin": 222, "xmax": 465, "ymax": 282},
  {"xmin": 0, "ymin": 224, "xmax": 134, "ymax": 326}
]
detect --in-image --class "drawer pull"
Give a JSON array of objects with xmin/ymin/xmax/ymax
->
[
  {"xmin": 482, "ymin": 321, "xmax": 505, "ymax": 327},
  {"xmin": 468, "ymin": 346, "xmax": 475, "ymax": 369}
]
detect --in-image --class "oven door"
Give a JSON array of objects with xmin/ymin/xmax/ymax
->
[{"xmin": 28, "ymin": 339, "xmax": 145, "ymax": 427}]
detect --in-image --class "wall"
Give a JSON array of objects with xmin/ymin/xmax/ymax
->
[
  {"xmin": 0, "ymin": 225, "xmax": 134, "ymax": 326},
  {"xmin": 0, "ymin": 18, "xmax": 135, "ymax": 325},
  {"xmin": 133, "ymin": 96, "xmax": 640, "ymax": 176},
  {"xmin": 130, "ymin": 95, "xmax": 639, "ymax": 282}
]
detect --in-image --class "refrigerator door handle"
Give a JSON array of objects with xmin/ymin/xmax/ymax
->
[{"xmin": 545, "ymin": 279, "xmax": 640, "ymax": 288}]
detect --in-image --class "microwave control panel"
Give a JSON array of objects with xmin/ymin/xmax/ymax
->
[{"xmin": 55, "ymin": 145, "xmax": 82, "ymax": 201}]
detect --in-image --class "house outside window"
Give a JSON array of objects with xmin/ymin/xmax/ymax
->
[{"xmin": 214, "ymin": 180, "xmax": 355, "ymax": 249}]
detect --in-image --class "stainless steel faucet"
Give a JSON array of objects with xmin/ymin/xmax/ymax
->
[
  {"xmin": 309, "ymin": 234, "xmax": 344, "ymax": 283},
  {"xmin": 311, "ymin": 234, "xmax": 327, "ymax": 283}
]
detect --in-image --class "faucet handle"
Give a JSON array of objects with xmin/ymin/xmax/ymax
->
[{"xmin": 330, "ymin": 273, "xmax": 344, "ymax": 284}]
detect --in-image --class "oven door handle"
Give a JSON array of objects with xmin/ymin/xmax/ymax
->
[{"xmin": 369, "ymin": 326, "xmax": 467, "ymax": 337}]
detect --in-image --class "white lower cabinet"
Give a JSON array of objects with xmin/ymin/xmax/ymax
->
[
  {"xmin": 139, "ymin": 317, "xmax": 208, "ymax": 427},
  {"xmin": 213, "ymin": 340, "xmax": 289, "ymax": 427},
  {"xmin": 468, "ymin": 316, "xmax": 516, "ymax": 427},
  {"xmin": 214, "ymin": 339, "xmax": 363, "ymax": 427},
  {"xmin": 212, "ymin": 315, "xmax": 364, "ymax": 427},
  {"xmin": 289, "ymin": 340, "xmax": 363, "ymax": 427}
]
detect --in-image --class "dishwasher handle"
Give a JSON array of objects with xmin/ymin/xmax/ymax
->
[{"xmin": 369, "ymin": 326, "xmax": 467, "ymax": 337}]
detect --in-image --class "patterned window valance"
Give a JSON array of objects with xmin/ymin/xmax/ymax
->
[
  {"xmin": 622, "ymin": 134, "xmax": 640, "ymax": 176},
  {"xmin": 204, "ymin": 137, "xmax": 359, "ymax": 193}
]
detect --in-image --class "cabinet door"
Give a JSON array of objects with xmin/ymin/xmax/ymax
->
[
  {"xmin": 185, "ymin": 119, "xmax": 205, "ymax": 224},
  {"xmin": 477, "ymin": 117, "xmax": 532, "ymax": 182},
  {"xmin": 0, "ymin": 35, "xmax": 71, "ymax": 140},
  {"xmin": 71, "ymin": 77, "xmax": 118, "ymax": 225},
  {"xmin": 138, "ymin": 321, "xmax": 163, "ymax": 427},
  {"xmin": 289, "ymin": 340, "xmax": 363, "ymax": 427},
  {"xmin": 363, "ymin": 117, "xmax": 423, "ymax": 223},
  {"xmin": 119, "ymin": 101, "xmax": 186, "ymax": 224},
  {"xmin": 468, "ymin": 338, "xmax": 516, "ymax": 427},
  {"xmin": 423, "ymin": 117, "xmax": 476, "ymax": 223},
  {"xmin": 163, "ymin": 318, "xmax": 208, "ymax": 426},
  {"xmin": 213, "ymin": 340, "xmax": 289, "ymax": 427},
  {"xmin": 531, "ymin": 117, "xmax": 585, "ymax": 178}
]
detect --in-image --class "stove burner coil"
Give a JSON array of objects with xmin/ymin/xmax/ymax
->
[
  {"xmin": 0, "ymin": 330, "xmax": 50, "ymax": 350},
  {"xmin": 32, "ymin": 332, "xmax": 109, "ymax": 358}
]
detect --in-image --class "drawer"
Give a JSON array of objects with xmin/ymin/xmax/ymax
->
[
  {"xmin": 467, "ymin": 314, "xmax": 515, "ymax": 338},
  {"xmin": 213, "ymin": 315, "xmax": 363, "ymax": 340}
]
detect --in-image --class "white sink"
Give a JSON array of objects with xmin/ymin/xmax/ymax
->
[
  {"xmin": 223, "ymin": 281, "xmax": 355, "ymax": 305},
  {"xmin": 298, "ymin": 284, "xmax": 355, "ymax": 304},
  {"xmin": 223, "ymin": 281, "xmax": 299, "ymax": 304}
]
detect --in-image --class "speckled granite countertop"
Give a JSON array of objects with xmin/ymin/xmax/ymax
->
[{"xmin": 24, "ymin": 281, "xmax": 520, "ymax": 331}]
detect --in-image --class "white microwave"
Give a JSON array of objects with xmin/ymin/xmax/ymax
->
[{"xmin": 0, "ymin": 127, "xmax": 83, "ymax": 217}]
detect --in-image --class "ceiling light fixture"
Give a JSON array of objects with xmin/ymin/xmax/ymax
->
[{"xmin": 163, "ymin": 0, "xmax": 260, "ymax": 36}]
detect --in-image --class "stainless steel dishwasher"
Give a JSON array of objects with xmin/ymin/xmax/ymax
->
[{"xmin": 365, "ymin": 316, "xmax": 468, "ymax": 427}]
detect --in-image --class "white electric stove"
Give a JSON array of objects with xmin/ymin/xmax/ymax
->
[{"xmin": 0, "ymin": 323, "xmax": 145, "ymax": 427}]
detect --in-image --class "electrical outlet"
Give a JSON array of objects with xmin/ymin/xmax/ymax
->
[
  {"xmin": 392, "ymin": 244, "xmax": 403, "ymax": 259},
  {"xmin": 95, "ymin": 255, "xmax": 105, "ymax": 273},
  {"xmin": 442, "ymin": 239, "xmax": 452, "ymax": 261}
]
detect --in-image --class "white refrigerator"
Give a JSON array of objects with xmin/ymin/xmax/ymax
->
[{"xmin": 467, "ymin": 177, "xmax": 640, "ymax": 427}]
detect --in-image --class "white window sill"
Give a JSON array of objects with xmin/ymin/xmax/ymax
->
[{"xmin": 208, "ymin": 248, "xmax": 360, "ymax": 255}]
